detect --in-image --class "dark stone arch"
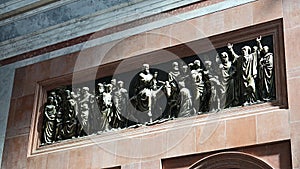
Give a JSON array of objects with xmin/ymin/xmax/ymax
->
[{"xmin": 189, "ymin": 152, "xmax": 274, "ymax": 169}]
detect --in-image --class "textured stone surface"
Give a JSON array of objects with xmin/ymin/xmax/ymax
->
[
  {"xmin": 46, "ymin": 150, "xmax": 69, "ymax": 169},
  {"xmin": 252, "ymin": 0, "xmax": 283, "ymax": 24},
  {"xmin": 284, "ymin": 26, "xmax": 300, "ymax": 71},
  {"xmin": 1, "ymin": 134, "xmax": 29, "ymax": 169},
  {"xmin": 283, "ymin": 0, "xmax": 300, "ymax": 29},
  {"xmin": 291, "ymin": 122, "xmax": 300, "ymax": 169},
  {"xmin": 195, "ymin": 121, "xmax": 226, "ymax": 152},
  {"xmin": 91, "ymin": 142, "xmax": 117, "ymax": 168},
  {"xmin": 140, "ymin": 132, "xmax": 167, "ymax": 161},
  {"xmin": 256, "ymin": 110, "xmax": 290, "ymax": 143},
  {"xmin": 0, "ymin": 136, "xmax": 3, "ymax": 168},
  {"xmin": 6, "ymin": 94, "xmax": 34, "ymax": 138},
  {"xmin": 225, "ymin": 116, "xmax": 257, "ymax": 148},
  {"xmin": 0, "ymin": 0, "xmax": 11, "ymax": 5},
  {"xmin": 0, "ymin": 0, "xmax": 136, "ymax": 42},
  {"xmin": 166, "ymin": 126, "xmax": 196, "ymax": 158},
  {"xmin": 0, "ymin": 0, "xmax": 255, "ymax": 60},
  {"xmin": 0, "ymin": 66, "xmax": 14, "ymax": 168},
  {"xmin": 288, "ymin": 77, "xmax": 300, "ymax": 122},
  {"xmin": 27, "ymin": 154, "xmax": 48, "ymax": 169}
]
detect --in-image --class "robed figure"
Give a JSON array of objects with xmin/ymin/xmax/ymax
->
[{"xmin": 42, "ymin": 96, "xmax": 57, "ymax": 145}]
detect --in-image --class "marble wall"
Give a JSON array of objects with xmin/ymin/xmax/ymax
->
[
  {"xmin": 0, "ymin": 0, "xmax": 11, "ymax": 5},
  {"xmin": 0, "ymin": 0, "xmax": 137, "ymax": 41},
  {"xmin": 0, "ymin": 0, "xmax": 211, "ymax": 60}
]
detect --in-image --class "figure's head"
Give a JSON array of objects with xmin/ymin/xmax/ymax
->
[
  {"xmin": 263, "ymin": 46, "xmax": 269, "ymax": 53},
  {"xmin": 182, "ymin": 65, "xmax": 188, "ymax": 73},
  {"xmin": 105, "ymin": 84, "xmax": 112, "ymax": 92},
  {"xmin": 154, "ymin": 71, "xmax": 158, "ymax": 78},
  {"xmin": 194, "ymin": 60, "xmax": 201, "ymax": 67},
  {"xmin": 204, "ymin": 60, "xmax": 212, "ymax": 69},
  {"xmin": 253, "ymin": 46, "xmax": 258, "ymax": 51},
  {"xmin": 82, "ymin": 87, "xmax": 89, "ymax": 94},
  {"xmin": 111, "ymin": 79, "xmax": 116, "ymax": 86},
  {"xmin": 241, "ymin": 46, "xmax": 251, "ymax": 56},
  {"xmin": 188, "ymin": 63, "xmax": 194, "ymax": 69},
  {"xmin": 70, "ymin": 92, "xmax": 76, "ymax": 98},
  {"xmin": 50, "ymin": 91, "xmax": 56, "ymax": 97},
  {"xmin": 98, "ymin": 83, "xmax": 104, "ymax": 92},
  {"xmin": 204, "ymin": 60, "xmax": 212, "ymax": 71},
  {"xmin": 118, "ymin": 81, "xmax": 124, "ymax": 88},
  {"xmin": 98, "ymin": 83, "xmax": 103, "ymax": 88},
  {"xmin": 178, "ymin": 81, "xmax": 185, "ymax": 88},
  {"xmin": 65, "ymin": 90, "xmax": 71, "ymax": 98},
  {"xmin": 142, "ymin": 63, "xmax": 150, "ymax": 73},
  {"xmin": 172, "ymin": 61, "xmax": 179, "ymax": 71},
  {"xmin": 75, "ymin": 88, "xmax": 81, "ymax": 94},
  {"xmin": 47, "ymin": 96, "xmax": 54, "ymax": 103},
  {"xmin": 220, "ymin": 52, "xmax": 229, "ymax": 63}
]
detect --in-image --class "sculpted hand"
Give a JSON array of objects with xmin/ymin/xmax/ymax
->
[
  {"xmin": 256, "ymin": 36, "xmax": 262, "ymax": 42},
  {"xmin": 227, "ymin": 43, "xmax": 233, "ymax": 49}
]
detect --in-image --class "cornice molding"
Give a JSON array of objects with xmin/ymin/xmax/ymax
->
[
  {"xmin": 0, "ymin": 0, "xmax": 205, "ymax": 60},
  {"xmin": 0, "ymin": 0, "xmax": 60, "ymax": 20},
  {"xmin": 0, "ymin": 0, "xmax": 142, "ymax": 42},
  {"xmin": 0, "ymin": 0, "xmax": 256, "ymax": 61}
]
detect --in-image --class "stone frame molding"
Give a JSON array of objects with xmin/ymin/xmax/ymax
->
[{"xmin": 27, "ymin": 19, "xmax": 287, "ymax": 157}]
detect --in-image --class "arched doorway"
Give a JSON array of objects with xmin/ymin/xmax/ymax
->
[{"xmin": 189, "ymin": 152, "xmax": 274, "ymax": 169}]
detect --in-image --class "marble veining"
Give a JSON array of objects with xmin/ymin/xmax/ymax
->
[
  {"xmin": 0, "ymin": 0, "xmax": 140, "ymax": 42},
  {"xmin": 0, "ymin": 0, "xmax": 255, "ymax": 61}
]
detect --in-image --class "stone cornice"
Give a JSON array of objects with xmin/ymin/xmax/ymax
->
[
  {"xmin": 0, "ymin": 0, "xmax": 59, "ymax": 20},
  {"xmin": 0, "ymin": 0, "xmax": 205, "ymax": 60},
  {"xmin": 0, "ymin": 0, "xmax": 133, "ymax": 26},
  {"xmin": 0, "ymin": 0, "xmax": 256, "ymax": 61}
]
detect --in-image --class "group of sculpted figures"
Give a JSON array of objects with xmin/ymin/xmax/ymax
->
[{"xmin": 42, "ymin": 36, "xmax": 275, "ymax": 145}]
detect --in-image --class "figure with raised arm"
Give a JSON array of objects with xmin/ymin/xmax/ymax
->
[
  {"xmin": 256, "ymin": 36, "xmax": 275, "ymax": 101},
  {"xmin": 219, "ymin": 52, "xmax": 236, "ymax": 108},
  {"xmin": 228, "ymin": 42, "xmax": 257, "ymax": 105}
]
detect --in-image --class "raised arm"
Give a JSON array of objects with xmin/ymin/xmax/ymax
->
[
  {"xmin": 227, "ymin": 43, "xmax": 239, "ymax": 62},
  {"xmin": 256, "ymin": 36, "xmax": 263, "ymax": 51}
]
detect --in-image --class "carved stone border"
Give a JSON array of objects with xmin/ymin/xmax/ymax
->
[{"xmin": 28, "ymin": 19, "xmax": 287, "ymax": 156}]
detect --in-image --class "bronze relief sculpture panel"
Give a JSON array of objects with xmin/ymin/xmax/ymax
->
[{"xmin": 41, "ymin": 36, "xmax": 275, "ymax": 145}]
